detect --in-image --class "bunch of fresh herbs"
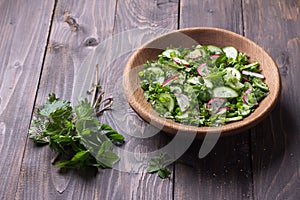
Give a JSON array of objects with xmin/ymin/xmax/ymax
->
[
  {"xmin": 29, "ymin": 93, "xmax": 171, "ymax": 179},
  {"xmin": 29, "ymin": 93, "xmax": 124, "ymax": 170}
]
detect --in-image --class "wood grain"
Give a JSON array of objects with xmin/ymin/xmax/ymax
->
[
  {"xmin": 0, "ymin": 0, "xmax": 54, "ymax": 199},
  {"xmin": 174, "ymin": 0, "xmax": 254, "ymax": 199},
  {"xmin": 243, "ymin": 0, "xmax": 300, "ymax": 199},
  {"xmin": 15, "ymin": 1, "xmax": 118, "ymax": 199},
  {"xmin": 1, "ymin": 0, "xmax": 297, "ymax": 199},
  {"xmin": 17, "ymin": 0, "xmax": 178, "ymax": 200},
  {"xmin": 95, "ymin": 0, "xmax": 179, "ymax": 199},
  {"xmin": 179, "ymin": 0, "xmax": 243, "ymax": 31}
]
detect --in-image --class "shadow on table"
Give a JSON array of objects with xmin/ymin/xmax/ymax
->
[{"xmin": 174, "ymin": 99, "xmax": 297, "ymax": 193}]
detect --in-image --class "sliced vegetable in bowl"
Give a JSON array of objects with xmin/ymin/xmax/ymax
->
[
  {"xmin": 138, "ymin": 44, "xmax": 270, "ymax": 127},
  {"xmin": 123, "ymin": 27, "xmax": 281, "ymax": 138}
]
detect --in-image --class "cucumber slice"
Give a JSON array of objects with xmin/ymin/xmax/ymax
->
[
  {"xmin": 169, "ymin": 86, "xmax": 182, "ymax": 93},
  {"xmin": 146, "ymin": 67, "xmax": 164, "ymax": 75},
  {"xmin": 225, "ymin": 116, "xmax": 243, "ymax": 122},
  {"xmin": 158, "ymin": 93, "xmax": 175, "ymax": 112},
  {"xmin": 223, "ymin": 67, "xmax": 244, "ymax": 89},
  {"xmin": 162, "ymin": 49, "xmax": 180, "ymax": 58},
  {"xmin": 207, "ymin": 45, "xmax": 222, "ymax": 54},
  {"xmin": 224, "ymin": 67, "xmax": 241, "ymax": 81},
  {"xmin": 213, "ymin": 86, "xmax": 238, "ymax": 98},
  {"xmin": 197, "ymin": 63, "xmax": 210, "ymax": 77},
  {"xmin": 222, "ymin": 46, "xmax": 238, "ymax": 60},
  {"xmin": 146, "ymin": 67, "xmax": 165, "ymax": 84},
  {"xmin": 228, "ymin": 81, "xmax": 244, "ymax": 90},
  {"xmin": 188, "ymin": 49, "xmax": 202, "ymax": 59},
  {"xmin": 203, "ymin": 78, "xmax": 213, "ymax": 88},
  {"xmin": 187, "ymin": 77, "xmax": 201, "ymax": 85},
  {"xmin": 174, "ymin": 93, "xmax": 190, "ymax": 112}
]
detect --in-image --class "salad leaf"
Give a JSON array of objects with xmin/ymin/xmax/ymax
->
[{"xmin": 139, "ymin": 45, "xmax": 270, "ymax": 127}]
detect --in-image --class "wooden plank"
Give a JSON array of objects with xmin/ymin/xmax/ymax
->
[
  {"xmin": 94, "ymin": 0, "xmax": 179, "ymax": 199},
  {"xmin": 243, "ymin": 0, "xmax": 300, "ymax": 199},
  {"xmin": 174, "ymin": 0, "xmax": 254, "ymax": 199},
  {"xmin": 179, "ymin": 0, "xmax": 243, "ymax": 30},
  {"xmin": 17, "ymin": 0, "xmax": 179, "ymax": 199},
  {"xmin": 15, "ymin": 1, "xmax": 118, "ymax": 199},
  {"xmin": 0, "ymin": 0, "xmax": 55, "ymax": 199}
]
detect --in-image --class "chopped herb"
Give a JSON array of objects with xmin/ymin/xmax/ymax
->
[
  {"xmin": 147, "ymin": 153, "xmax": 173, "ymax": 179},
  {"xmin": 139, "ymin": 45, "xmax": 270, "ymax": 127},
  {"xmin": 29, "ymin": 93, "xmax": 124, "ymax": 170}
]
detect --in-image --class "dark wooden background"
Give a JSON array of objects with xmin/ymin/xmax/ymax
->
[{"xmin": 0, "ymin": 0, "xmax": 299, "ymax": 199}]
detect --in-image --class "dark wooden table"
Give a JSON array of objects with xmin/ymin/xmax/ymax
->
[{"xmin": 1, "ymin": 0, "xmax": 299, "ymax": 199}]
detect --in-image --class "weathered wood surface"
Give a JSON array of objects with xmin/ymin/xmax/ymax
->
[
  {"xmin": 0, "ymin": 0, "xmax": 299, "ymax": 200},
  {"xmin": 15, "ymin": 1, "xmax": 118, "ymax": 199},
  {"xmin": 94, "ymin": 0, "xmax": 178, "ymax": 199},
  {"xmin": 15, "ymin": 0, "xmax": 178, "ymax": 200},
  {"xmin": 243, "ymin": 0, "xmax": 300, "ymax": 199},
  {"xmin": 174, "ymin": 1, "xmax": 253, "ymax": 199},
  {"xmin": 0, "ymin": 0, "xmax": 55, "ymax": 199}
]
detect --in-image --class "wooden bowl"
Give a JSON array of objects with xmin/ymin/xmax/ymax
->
[{"xmin": 123, "ymin": 27, "xmax": 281, "ymax": 138}]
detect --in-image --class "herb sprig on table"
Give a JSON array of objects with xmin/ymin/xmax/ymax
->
[
  {"xmin": 29, "ymin": 93, "xmax": 124, "ymax": 170},
  {"xmin": 29, "ymin": 83, "xmax": 171, "ymax": 178},
  {"xmin": 147, "ymin": 153, "xmax": 172, "ymax": 179}
]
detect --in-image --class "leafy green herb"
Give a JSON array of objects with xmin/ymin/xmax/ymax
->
[
  {"xmin": 29, "ymin": 93, "xmax": 124, "ymax": 170},
  {"xmin": 147, "ymin": 153, "xmax": 173, "ymax": 179},
  {"xmin": 139, "ymin": 45, "xmax": 270, "ymax": 127}
]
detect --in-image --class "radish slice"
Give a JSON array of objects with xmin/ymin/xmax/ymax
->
[
  {"xmin": 181, "ymin": 59, "xmax": 190, "ymax": 66},
  {"xmin": 242, "ymin": 76, "xmax": 250, "ymax": 82},
  {"xmin": 210, "ymin": 54, "xmax": 220, "ymax": 60},
  {"xmin": 215, "ymin": 107, "xmax": 227, "ymax": 115},
  {"xmin": 197, "ymin": 63, "xmax": 210, "ymax": 77},
  {"xmin": 172, "ymin": 57, "xmax": 190, "ymax": 66},
  {"xmin": 206, "ymin": 98, "xmax": 226, "ymax": 114},
  {"xmin": 242, "ymin": 88, "xmax": 258, "ymax": 106},
  {"xmin": 172, "ymin": 57, "xmax": 182, "ymax": 65},
  {"xmin": 174, "ymin": 93, "xmax": 190, "ymax": 112},
  {"xmin": 161, "ymin": 75, "xmax": 179, "ymax": 87},
  {"xmin": 242, "ymin": 70, "xmax": 265, "ymax": 79}
]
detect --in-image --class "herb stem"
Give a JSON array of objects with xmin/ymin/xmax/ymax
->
[
  {"xmin": 90, "ymin": 64, "xmax": 99, "ymax": 107},
  {"xmin": 96, "ymin": 97, "xmax": 114, "ymax": 116},
  {"xmin": 93, "ymin": 91, "xmax": 105, "ymax": 109},
  {"xmin": 51, "ymin": 152, "xmax": 61, "ymax": 164}
]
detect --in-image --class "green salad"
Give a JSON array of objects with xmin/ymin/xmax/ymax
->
[{"xmin": 138, "ymin": 45, "xmax": 269, "ymax": 127}]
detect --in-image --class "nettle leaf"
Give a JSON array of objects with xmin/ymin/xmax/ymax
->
[
  {"xmin": 158, "ymin": 168, "xmax": 171, "ymax": 179},
  {"xmin": 29, "ymin": 92, "xmax": 124, "ymax": 171},
  {"xmin": 29, "ymin": 117, "xmax": 49, "ymax": 144},
  {"xmin": 47, "ymin": 93, "xmax": 58, "ymax": 102},
  {"xmin": 95, "ymin": 140, "xmax": 119, "ymax": 168},
  {"xmin": 100, "ymin": 124, "xmax": 125, "ymax": 144},
  {"xmin": 74, "ymin": 99, "xmax": 94, "ymax": 119},
  {"xmin": 147, "ymin": 153, "xmax": 173, "ymax": 179},
  {"xmin": 147, "ymin": 157, "xmax": 161, "ymax": 173},
  {"xmin": 56, "ymin": 150, "xmax": 90, "ymax": 169},
  {"xmin": 38, "ymin": 94, "xmax": 71, "ymax": 117},
  {"xmin": 105, "ymin": 132, "xmax": 125, "ymax": 144},
  {"xmin": 100, "ymin": 124, "xmax": 113, "ymax": 131},
  {"xmin": 75, "ymin": 100, "xmax": 120, "ymax": 168}
]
